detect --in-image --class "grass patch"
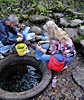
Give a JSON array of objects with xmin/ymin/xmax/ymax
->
[{"xmin": 75, "ymin": 34, "xmax": 84, "ymax": 43}]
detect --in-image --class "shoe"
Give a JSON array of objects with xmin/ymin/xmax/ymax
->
[
  {"xmin": 0, "ymin": 53, "xmax": 5, "ymax": 60},
  {"xmin": 62, "ymin": 65, "xmax": 68, "ymax": 70}
]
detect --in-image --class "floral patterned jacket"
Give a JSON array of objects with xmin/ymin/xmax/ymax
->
[{"xmin": 46, "ymin": 39, "xmax": 76, "ymax": 57}]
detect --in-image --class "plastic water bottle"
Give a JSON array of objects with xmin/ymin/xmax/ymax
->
[
  {"xmin": 26, "ymin": 43, "xmax": 31, "ymax": 54},
  {"xmin": 42, "ymin": 33, "xmax": 49, "ymax": 41},
  {"xmin": 52, "ymin": 76, "xmax": 57, "ymax": 88},
  {"xmin": 22, "ymin": 26, "xmax": 30, "ymax": 41}
]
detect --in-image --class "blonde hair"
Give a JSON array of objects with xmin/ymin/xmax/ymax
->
[{"xmin": 43, "ymin": 20, "xmax": 70, "ymax": 41}]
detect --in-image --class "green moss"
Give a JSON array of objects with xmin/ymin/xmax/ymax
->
[
  {"xmin": 75, "ymin": 34, "xmax": 84, "ymax": 43},
  {"xmin": 0, "ymin": 0, "xmax": 84, "ymax": 21}
]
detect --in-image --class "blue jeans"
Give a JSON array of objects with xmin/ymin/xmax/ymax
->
[
  {"xmin": 42, "ymin": 53, "xmax": 75, "ymax": 66},
  {"xmin": 36, "ymin": 44, "xmax": 49, "ymax": 60},
  {"xmin": 36, "ymin": 44, "xmax": 75, "ymax": 66},
  {"xmin": 0, "ymin": 32, "xmax": 16, "ymax": 54}
]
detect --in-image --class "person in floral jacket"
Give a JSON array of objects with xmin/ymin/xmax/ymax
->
[{"xmin": 36, "ymin": 20, "xmax": 76, "ymax": 69}]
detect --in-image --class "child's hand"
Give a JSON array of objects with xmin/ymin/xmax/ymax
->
[
  {"xmin": 36, "ymin": 43, "xmax": 47, "ymax": 53},
  {"xmin": 36, "ymin": 44, "xmax": 41, "ymax": 50},
  {"xmin": 37, "ymin": 42, "xmax": 41, "ymax": 46}
]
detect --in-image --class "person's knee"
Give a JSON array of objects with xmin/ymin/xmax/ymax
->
[
  {"xmin": 41, "ymin": 55, "xmax": 46, "ymax": 61},
  {"xmin": 41, "ymin": 44, "xmax": 49, "ymax": 49},
  {"xmin": 41, "ymin": 54, "xmax": 50, "ymax": 63},
  {"xmin": 54, "ymin": 54, "xmax": 64, "ymax": 62}
]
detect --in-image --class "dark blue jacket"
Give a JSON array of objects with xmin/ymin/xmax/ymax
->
[{"xmin": 0, "ymin": 19, "xmax": 18, "ymax": 45}]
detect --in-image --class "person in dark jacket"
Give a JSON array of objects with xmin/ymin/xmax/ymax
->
[{"xmin": 0, "ymin": 14, "xmax": 23, "ymax": 55}]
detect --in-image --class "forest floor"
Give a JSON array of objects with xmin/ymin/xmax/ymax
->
[{"xmin": 31, "ymin": 52, "xmax": 84, "ymax": 100}]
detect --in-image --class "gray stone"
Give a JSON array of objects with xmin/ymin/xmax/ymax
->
[
  {"xmin": 72, "ymin": 12, "xmax": 84, "ymax": 19},
  {"xmin": 29, "ymin": 15, "xmax": 49, "ymax": 24},
  {"xmin": 70, "ymin": 19, "xmax": 84, "ymax": 27},
  {"xmin": 80, "ymin": 40, "xmax": 84, "ymax": 47},
  {"xmin": 72, "ymin": 67, "xmax": 84, "ymax": 89},
  {"xmin": 79, "ymin": 26, "xmax": 84, "ymax": 36},
  {"xmin": 80, "ymin": 39, "xmax": 84, "ymax": 57},
  {"xmin": 64, "ymin": 28, "xmax": 78, "ymax": 41},
  {"xmin": 60, "ymin": 18, "xmax": 69, "ymax": 27},
  {"xmin": 53, "ymin": 13, "xmax": 64, "ymax": 18},
  {"xmin": 30, "ymin": 26, "xmax": 43, "ymax": 35}
]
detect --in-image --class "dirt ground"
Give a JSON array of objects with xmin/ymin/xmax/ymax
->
[{"xmin": 31, "ymin": 53, "xmax": 84, "ymax": 100}]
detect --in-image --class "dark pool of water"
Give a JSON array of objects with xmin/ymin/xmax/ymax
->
[{"xmin": 0, "ymin": 65, "xmax": 42, "ymax": 92}]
